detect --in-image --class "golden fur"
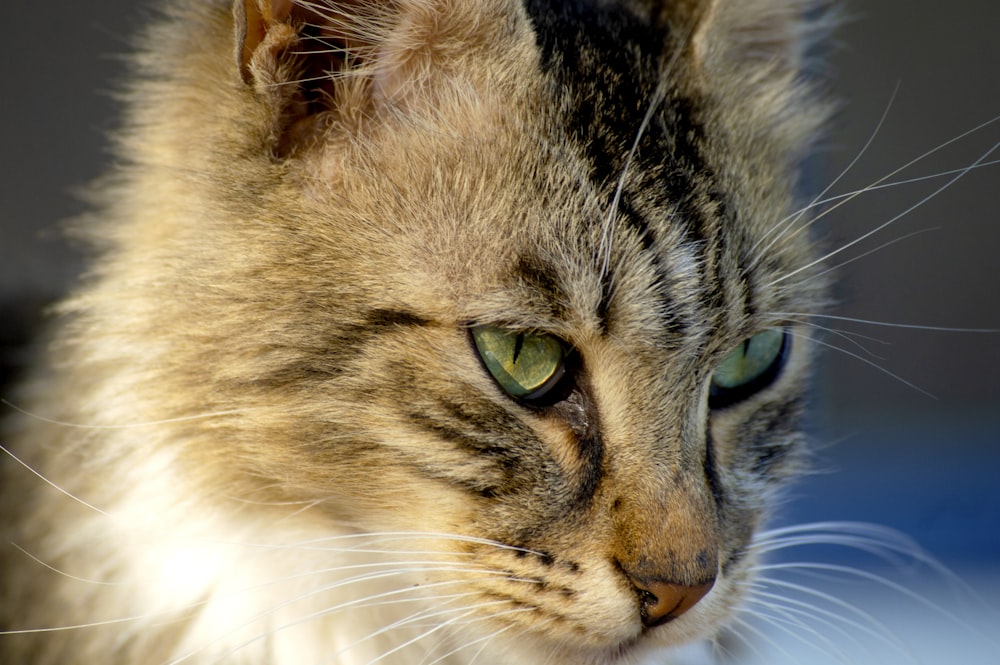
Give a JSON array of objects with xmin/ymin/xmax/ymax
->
[{"xmin": 1, "ymin": 1, "xmax": 831, "ymax": 663}]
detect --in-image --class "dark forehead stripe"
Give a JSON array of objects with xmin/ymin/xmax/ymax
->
[
  {"xmin": 523, "ymin": 0, "xmax": 669, "ymax": 186},
  {"xmin": 522, "ymin": 0, "xmax": 729, "ymax": 316},
  {"xmin": 523, "ymin": 1, "xmax": 714, "ymax": 228}
]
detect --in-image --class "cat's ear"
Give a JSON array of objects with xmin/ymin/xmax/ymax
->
[
  {"xmin": 666, "ymin": 0, "xmax": 828, "ymax": 84},
  {"xmin": 233, "ymin": 0, "xmax": 397, "ymax": 154},
  {"xmin": 232, "ymin": 0, "xmax": 515, "ymax": 154},
  {"xmin": 235, "ymin": 0, "xmax": 388, "ymax": 86},
  {"xmin": 666, "ymin": 0, "xmax": 831, "ymax": 157}
]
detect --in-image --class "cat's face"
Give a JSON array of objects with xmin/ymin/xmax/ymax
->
[
  {"xmin": 253, "ymin": 107, "xmax": 815, "ymax": 654},
  {"xmin": 2, "ymin": 0, "xmax": 829, "ymax": 662},
  {"xmin": 157, "ymin": 0, "xmax": 827, "ymax": 658}
]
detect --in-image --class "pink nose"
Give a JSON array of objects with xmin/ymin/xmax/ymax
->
[{"xmin": 628, "ymin": 577, "xmax": 715, "ymax": 627}]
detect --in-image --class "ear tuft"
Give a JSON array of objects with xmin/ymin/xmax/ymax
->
[{"xmin": 230, "ymin": 0, "xmax": 533, "ymax": 155}]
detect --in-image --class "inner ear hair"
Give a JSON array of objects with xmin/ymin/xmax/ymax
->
[
  {"xmin": 232, "ymin": 0, "xmax": 393, "ymax": 156},
  {"xmin": 234, "ymin": 1, "xmax": 391, "ymax": 85},
  {"xmin": 235, "ymin": 0, "xmax": 296, "ymax": 84}
]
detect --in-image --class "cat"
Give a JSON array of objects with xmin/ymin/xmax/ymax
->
[{"xmin": 0, "ymin": 0, "xmax": 905, "ymax": 663}]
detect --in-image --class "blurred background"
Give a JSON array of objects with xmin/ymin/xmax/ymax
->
[{"xmin": 1, "ymin": 1, "xmax": 998, "ymax": 662}]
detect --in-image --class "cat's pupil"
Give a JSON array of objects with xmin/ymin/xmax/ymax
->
[{"xmin": 709, "ymin": 329, "xmax": 790, "ymax": 409}]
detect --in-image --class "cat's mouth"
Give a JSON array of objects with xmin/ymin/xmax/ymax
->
[
  {"xmin": 450, "ymin": 564, "xmax": 723, "ymax": 662},
  {"xmin": 446, "ymin": 532, "xmax": 729, "ymax": 657}
]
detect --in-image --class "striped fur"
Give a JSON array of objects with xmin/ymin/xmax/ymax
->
[{"xmin": 1, "ymin": 1, "xmax": 831, "ymax": 663}]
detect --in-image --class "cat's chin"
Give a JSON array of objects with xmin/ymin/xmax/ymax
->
[
  {"xmin": 482, "ymin": 633, "xmax": 716, "ymax": 665},
  {"xmin": 553, "ymin": 560, "xmax": 738, "ymax": 661},
  {"xmin": 470, "ymin": 596, "xmax": 728, "ymax": 665}
]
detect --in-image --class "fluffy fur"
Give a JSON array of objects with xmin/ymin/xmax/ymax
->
[{"xmin": 1, "ymin": 0, "xmax": 832, "ymax": 662}]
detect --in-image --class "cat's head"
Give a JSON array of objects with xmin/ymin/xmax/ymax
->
[{"xmin": 83, "ymin": 0, "xmax": 830, "ymax": 660}]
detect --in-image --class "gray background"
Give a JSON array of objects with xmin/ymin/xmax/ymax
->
[{"xmin": 1, "ymin": 1, "xmax": 998, "ymax": 659}]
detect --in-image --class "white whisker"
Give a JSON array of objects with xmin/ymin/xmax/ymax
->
[
  {"xmin": 753, "ymin": 561, "xmax": 977, "ymax": 639},
  {"xmin": 0, "ymin": 445, "xmax": 108, "ymax": 516},
  {"xmin": 738, "ymin": 599, "xmax": 857, "ymax": 664},
  {"xmin": 755, "ymin": 111, "xmax": 1000, "ymax": 272},
  {"xmin": 425, "ymin": 626, "xmax": 511, "ymax": 665},
  {"xmin": 774, "ymin": 312, "xmax": 1000, "ymax": 334},
  {"xmin": 599, "ymin": 82, "xmax": 666, "ymax": 279},
  {"xmin": 743, "ymin": 586, "xmax": 913, "ymax": 662},
  {"xmin": 788, "ymin": 330, "xmax": 935, "ymax": 397},
  {"xmin": 0, "ymin": 399, "xmax": 248, "ymax": 430},
  {"xmin": 177, "ymin": 580, "xmax": 486, "ymax": 665},
  {"xmin": 0, "ymin": 605, "xmax": 200, "ymax": 637},
  {"xmin": 7, "ymin": 543, "xmax": 122, "ymax": 587},
  {"xmin": 802, "ymin": 226, "xmax": 938, "ymax": 284},
  {"xmin": 750, "ymin": 83, "xmax": 901, "ymax": 266},
  {"xmin": 754, "ymin": 156, "xmax": 1000, "ymax": 273},
  {"xmin": 338, "ymin": 599, "xmax": 514, "ymax": 665},
  {"xmin": 419, "ymin": 618, "xmax": 525, "ymax": 665},
  {"xmin": 796, "ymin": 157, "xmax": 1000, "ymax": 216},
  {"xmin": 752, "ymin": 521, "xmax": 990, "ymax": 602},
  {"xmin": 784, "ymin": 318, "xmax": 889, "ymax": 359},
  {"xmin": 726, "ymin": 615, "xmax": 799, "ymax": 663},
  {"xmin": 769, "ymin": 137, "xmax": 1000, "ymax": 287}
]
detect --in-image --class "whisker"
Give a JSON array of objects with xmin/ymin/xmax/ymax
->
[
  {"xmin": 743, "ymin": 586, "xmax": 913, "ymax": 662},
  {"xmin": 262, "ymin": 72, "xmax": 358, "ymax": 88},
  {"xmin": 752, "ymin": 521, "xmax": 921, "ymax": 558},
  {"xmin": 746, "ymin": 522, "xmax": 1000, "ymax": 656},
  {"xmin": 334, "ymin": 599, "xmax": 514, "ymax": 665},
  {"xmin": 769, "ymin": 137, "xmax": 1000, "ymax": 287},
  {"xmin": 170, "ymin": 543, "xmax": 538, "ymax": 664},
  {"xmin": 598, "ymin": 16, "xmax": 697, "ymax": 283},
  {"xmin": 794, "ymin": 157, "xmax": 1000, "ymax": 218},
  {"xmin": 0, "ymin": 399, "xmax": 248, "ymax": 430},
  {"xmin": 726, "ymin": 615, "xmax": 799, "ymax": 664},
  {"xmin": 135, "ymin": 529, "xmax": 533, "ymax": 558},
  {"xmin": 0, "ymin": 445, "xmax": 109, "ymax": 516},
  {"xmin": 787, "ymin": 330, "xmax": 935, "ymax": 398},
  {"xmin": 382, "ymin": 601, "xmax": 538, "ymax": 665},
  {"xmin": 737, "ymin": 599, "xmax": 857, "ymax": 664},
  {"xmin": 7, "ymin": 542, "xmax": 123, "ymax": 587},
  {"xmin": 774, "ymin": 312, "xmax": 1000, "ymax": 334},
  {"xmin": 707, "ymin": 629, "xmax": 742, "ymax": 665},
  {"xmin": 0, "ymin": 604, "xmax": 201, "ymax": 637},
  {"xmin": 173, "ymin": 579, "xmax": 486, "ymax": 665},
  {"xmin": 752, "ymin": 561, "xmax": 978, "ymax": 639},
  {"xmin": 754, "ymin": 156, "xmax": 1000, "ymax": 274},
  {"xmin": 751, "ymin": 521, "xmax": 988, "ymax": 598},
  {"xmin": 599, "ymin": 81, "xmax": 666, "ymax": 278},
  {"xmin": 756, "ymin": 112, "xmax": 1000, "ymax": 272},
  {"xmin": 784, "ymin": 318, "xmax": 889, "ymax": 359},
  {"xmin": 749, "ymin": 83, "xmax": 901, "ymax": 266},
  {"xmin": 802, "ymin": 226, "xmax": 938, "ymax": 284},
  {"xmin": 419, "ymin": 617, "xmax": 524, "ymax": 665},
  {"xmin": 3, "ymin": 533, "xmax": 519, "ymax": 652}
]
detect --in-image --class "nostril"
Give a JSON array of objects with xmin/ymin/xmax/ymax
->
[{"xmin": 630, "ymin": 577, "xmax": 715, "ymax": 628}]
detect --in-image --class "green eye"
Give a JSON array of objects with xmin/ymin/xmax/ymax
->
[
  {"xmin": 709, "ymin": 329, "xmax": 789, "ymax": 409},
  {"xmin": 471, "ymin": 326, "xmax": 571, "ymax": 404}
]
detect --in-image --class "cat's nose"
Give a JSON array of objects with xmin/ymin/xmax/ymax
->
[{"xmin": 627, "ymin": 575, "xmax": 715, "ymax": 627}]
